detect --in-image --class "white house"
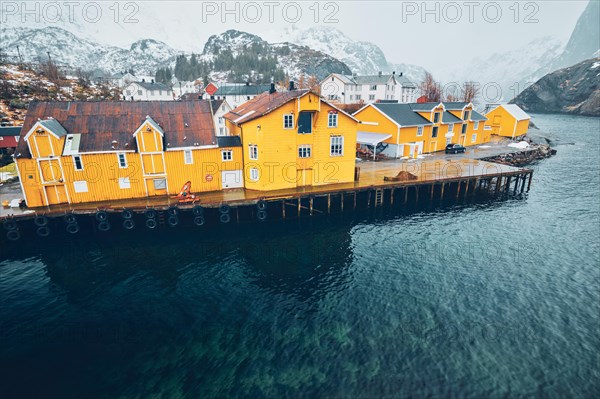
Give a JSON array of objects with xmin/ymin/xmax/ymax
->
[
  {"xmin": 202, "ymin": 82, "xmax": 271, "ymax": 108},
  {"xmin": 124, "ymin": 81, "xmax": 173, "ymax": 101},
  {"xmin": 212, "ymin": 99, "xmax": 233, "ymax": 137},
  {"xmin": 320, "ymin": 72, "xmax": 417, "ymax": 104},
  {"xmin": 172, "ymin": 78, "xmax": 204, "ymax": 98}
]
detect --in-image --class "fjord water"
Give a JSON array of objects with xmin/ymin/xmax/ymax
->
[{"xmin": 1, "ymin": 114, "xmax": 599, "ymax": 398}]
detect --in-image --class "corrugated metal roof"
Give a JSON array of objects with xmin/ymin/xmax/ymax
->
[
  {"xmin": 502, "ymin": 104, "xmax": 530, "ymax": 121},
  {"xmin": 372, "ymin": 103, "xmax": 433, "ymax": 126},
  {"xmin": 215, "ymin": 84, "xmax": 271, "ymax": 96},
  {"xmin": 409, "ymin": 102, "xmax": 440, "ymax": 112},
  {"xmin": 224, "ymin": 90, "xmax": 310, "ymax": 125},
  {"xmin": 443, "ymin": 102, "xmax": 469, "ymax": 110},
  {"xmin": 470, "ymin": 110, "xmax": 488, "ymax": 121},
  {"xmin": 442, "ymin": 112, "xmax": 463, "ymax": 124},
  {"xmin": 16, "ymin": 101, "xmax": 219, "ymax": 158},
  {"xmin": 130, "ymin": 81, "xmax": 170, "ymax": 91}
]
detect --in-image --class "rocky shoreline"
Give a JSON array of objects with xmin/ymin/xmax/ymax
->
[{"xmin": 481, "ymin": 143, "xmax": 557, "ymax": 167}]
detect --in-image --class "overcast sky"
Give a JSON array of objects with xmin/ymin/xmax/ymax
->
[{"xmin": 3, "ymin": 1, "xmax": 590, "ymax": 73}]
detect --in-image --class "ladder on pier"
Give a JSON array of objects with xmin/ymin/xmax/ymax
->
[{"xmin": 374, "ymin": 189, "xmax": 384, "ymax": 207}]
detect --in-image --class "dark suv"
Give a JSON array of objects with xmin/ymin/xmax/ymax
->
[{"xmin": 445, "ymin": 144, "xmax": 466, "ymax": 154}]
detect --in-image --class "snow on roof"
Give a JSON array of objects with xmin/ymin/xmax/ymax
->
[{"xmin": 502, "ymin": 104, "xmax": 530, "ymax": 121}]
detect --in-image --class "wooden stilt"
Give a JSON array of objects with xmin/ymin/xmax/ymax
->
[
  {"xmin": 430, "ymin": 184, "xmax": 434, "ymax": 202},
  {"xmin": 309, "ymin": 197, "xmax": 314, "ymax": 216},
  {"xmin": 340, "ymin": 193, "xmax": 344, "ymax": 212},
  {"xmin": 513, "ymin": 176, "xmax": 519, "ymax": 195},
  {"xmin": 415, "ymin": 186, "xmax": 419, "ymax": 203},
  {"xmin": 297, "ymin": 198, "xmax": 301, "ymax": 217},
  {"xmin": 367, "ymin": 191, "xmax": 371, "ymax": 208},
  {"xmin": 495, "ymin": 176, "xmax": 502, "ymax": 195},
  {"xmin": 527, "ymin": 172, "xmax": 533, "ymax": 192},
  {"xmin": 354, "ymin": 191, "xmax": 357, "ymax": 209},
  {"xmin": 390, "ymin": 188, "xmax": 394, "ymax": 205},
  {"xmin": 236, "ymin": 207, "xmax": 240, "ymax": 223},
  {"xmin": 282, "ymin": 200, "xmax": 286, "ymax": 219},
  {"xmin": 404, "ymin": 187, "xmax": 408, "ymax": 204},
  {"xmin": 464, "ymin": 179, "xmax": 470, "ymax": 198},
  {"xmin": 456, "ymin": 181, "xmax": 461, "ymax": 200},
  {"xmin": 521, "ymin": 174, "xmax": 527, "ymax": 193},
  {"xmin": 505, "ymin": 176, "xmax": 512, "ymax": 194},
  {"xmin": 440, "ymin": 182, "xmax": 445, "ymax": 200}
]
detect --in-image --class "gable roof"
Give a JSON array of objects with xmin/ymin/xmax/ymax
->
[
  {"xmin": 501, "ymin": 104, "xmax": 530, "ymax": 121},
  {"xmin": 130, "ymin": 81, "xmax": 170, "ymax": 91},
  {"xmin": 0, "ymin": 126, "xmax": 21, "ymax": 136},
  {"xmin": 442, "ymin": 112, "xmax": 463, "ymax": 123},
  {"xmin": 470, "ymin": 110, "xmax": 488, "ymax": 121},
  {"xmin": 371, "ymin": 103, "xmax": 432, "ymax": 126},
  {"xmin": 443, "ymin": 102, "xmax": 470, "ymax": 110},
  {"xmin": 214, "ymin": 84, "xmax": 271, "ymax": 96},
  {"xmin": 16, "ymin": 101, "xmax": 220, "ymax": 158},
  {"xmin": 224, "ymin": 90, "xmax": 310, "ymax": 125},
  {"xmin": 409, "ymin": 102, "xmax": 443, "ymax": 112}
]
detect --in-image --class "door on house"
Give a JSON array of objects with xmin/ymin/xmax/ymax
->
[
  {"xmin": 142, "ymin": 153, "xmax": 166, "ymax": 175},
  {"xmin": 221, "ymin": 170, "xmax": 244, "ymax": 189},
  {"xmin": 44, "ymin": 185, "xmax": 68, "ymax": 205},
  {"xmin": 39, "ymin": 159, "xmax": 62, "ymax": 183},
  {"xmin": 429, "ymin": 142, "xmax": 437, "ymax": 153},
  {"xmin": 296, "ymin": 169, "xmax": 313, "ymax": 187},
  {"xmin": 459, "ymin": 136, "xmax": 466, "ymax": 145}
]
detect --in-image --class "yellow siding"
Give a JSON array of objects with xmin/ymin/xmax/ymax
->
[
  {"xmin": 228, "ymin": 97, "xmax": 357, "ymax": 191},
  {"xmin": 485, "ymin": 106, "xmax": 529, "ymax": 138},
  {"xmin": 353, "ymin": 106, "xmax": 399, "ymax": 145}
]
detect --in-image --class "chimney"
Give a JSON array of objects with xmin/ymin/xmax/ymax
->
[
  {"xmin": 400, "ymin": 72, "xmax": 403, "ymax": 77},
  {"xmin": 142, "ymin": 78, "xmax": 145, "ymax": 83},
  {"xmin": 246, "ymin": 81, "xmax": 250, "ymax": 86},
  {"xmin": 289, "ymin": 80, "xmax": 295, "ymax": 91},
  {"xmin": 269, "ymin": 77, "xmax": 276, "ymax": 94},
  {"xmin": 151, "ymin": 79, "xmax": 154, "ymax": 84},
  {"xmin": 378, "ymin": 71, "xmax": 382, "ymax": 77},
  {"xmin": 393, "ymin": 71, "xmax": 396, "ymax": 75}
]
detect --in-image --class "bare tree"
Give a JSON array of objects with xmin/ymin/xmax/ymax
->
[
  {"xmin": 419, "ymin": 72, "xmax": 442, "ymax": 102},
  {"xmin": 76, "ymin": 68, "xmax": 91, "ymax": 89},
  {"xmin": 461, "ymin": 81, "xmax": 480, "ymax": 103}
]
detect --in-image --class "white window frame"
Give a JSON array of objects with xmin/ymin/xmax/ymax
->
[
  {"xmin": 250, "ymin": 167, "xmax": 259, "ymax": 181},
  {"xmin": 447, "ymin": 123, "xmax": 454, "ymax": 133},
  {"xmin": 249, "ymin": 144, "xmax": 258, "ymax": 160},
  {"xmin": 118, "ymin": 177, "xmax": 131, "ymax": 189},
  {"xmin": 369, "ymin": 94, "xmax": 375, "ymax": 101},
  {"xmin": 221, "ymin": 150, "xmax": 233, "ymax": 162},
  {"xmin": 283, "ymin": 114, "xmax": 294, "ymax": 129},
  {"xmin": 184, "ymin": 149, "xmax": 193, "ymax": 165},
  {"xmin": 433, "ymin": 112, "xmax": 441, "ymax": 123},
  {"xmin": 461, "ymin": 124, "xmax": 468, "ymax": 134},
  {"xmin": 298, "ymin": 144, "xmax": 312, "ymax": 158},
  {"xmin": 464, "ymin": 110, "xmax": 470, "ymax": 120},
  {"xmin": 474, "ymin": 121, "xmax": 479, "ymax": 130},
  {"xmin": 73, "ymin": 181, "xmax": 88, "ymax": 193},
  {"xmin": 471, "ymin": 133, "xmax": 477, "ymax": 143},
  {"xmin": 72, "ymin": 155, "xmax": 84, "ymax": 171},
  {"xmin": 330, "ymin": 136, "xmax": 344, "ymax": 157},
  {"xmin": 432, "ymin": 126, "xmax": 439, "ymax": 138},
  {"xmin": 117, "ymin": 152, "xmax": 128, "ymax": 168},
  {"xmin": 416, "ymin": 126, "xmax": 424, "ymax": 137},
  {"xmin": 328, "ymin": 113, "xmax": 338, "ymax": 128}
]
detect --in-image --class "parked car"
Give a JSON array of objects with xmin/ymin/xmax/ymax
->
[{"xmin": 445, "ymin": 144, "xmax": 466, "ymax": 154}]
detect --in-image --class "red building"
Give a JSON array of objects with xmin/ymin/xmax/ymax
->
[{"xmin": 0, "ymin": 126, "xmax": 20, "ymax": 154}]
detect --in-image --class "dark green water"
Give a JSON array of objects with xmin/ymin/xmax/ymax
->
[{"xmin": 1, "ymin": 114, "xmax": 599, "ymax": 398}]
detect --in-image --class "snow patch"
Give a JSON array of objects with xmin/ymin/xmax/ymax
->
[{"xmin": 508, "ymin": 142, "xmax": 530, "ymax": 149}]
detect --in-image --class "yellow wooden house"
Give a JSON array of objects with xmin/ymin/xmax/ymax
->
[
  {"xmin": 484, "ymin": 104, "xmax": 531, "ymax": 138},
  {"xmin": 353, "ymin": 102, "xmax": 489, "ymax": 157},
  {"xmin": 15, "ymin": 100, "xmax": 242, "ymax": 207},
  {"xmin": 223, "ymin": 86, "xmax": 359, "ymax": 191}
]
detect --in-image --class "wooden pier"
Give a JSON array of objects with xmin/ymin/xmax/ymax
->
[{"xmin": 1, "ymin": 158, "xmax": 533, "ymax": 241}]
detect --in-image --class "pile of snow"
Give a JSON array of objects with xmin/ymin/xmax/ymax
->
[
  {"xmin": 508, "ymin": 142, "xmax": 530, "ymax": 149},
  {"xmin": 0, "ymin": 172, "xmax": 16, "ymax": 181},
  {"xmin": 479, "ymin": 145, "xmax": 491, "ymax": 148}
]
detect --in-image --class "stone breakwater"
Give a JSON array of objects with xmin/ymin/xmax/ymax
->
[{"xmin": 481, "ymin": 144, "xmax": 557, "ymax": 167}]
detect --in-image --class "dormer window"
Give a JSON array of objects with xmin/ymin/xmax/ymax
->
[
  {"xmin": 433, "ymin": 112, "xmax": 441, "ymax": 123},
  {"xmin": 463, "ymin": 110, "xmax": 471, "ymax": 120},
  {"xmin": 117, "ymin": 153, "xmax": 128, "ymax": 168}
]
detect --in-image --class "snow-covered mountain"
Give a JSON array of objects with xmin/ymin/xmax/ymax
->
[
  {"xmin": 448, "ymin": 36, "xmax": 564, "ymax": 102},
  {"xmin": 1, "ymin": 26, "xmax": 350, "ymax": 80},
  {"xmin": 200, "ymin": 29, "xmax": 351, "ymax": 80},
  {"xmin": 276, "ymin": 26, "xmax": 428, "ymax": 83}
]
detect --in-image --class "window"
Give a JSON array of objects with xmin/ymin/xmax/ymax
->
[
  {"xmin": 154, "ymin": 178, "xmax": 166, "ymax": 190},
  {"xmin": 349, "ymin": 95, "xmax": 353, "ymax": 101},
  {"xmin": 463, "ymin": 110, "xmax": 471, "ymax": 120},
  {"xmin": 432, "ymin": 126, "xmax": 439, "ymax": 138},
  {"xmin": 221, "ymin": 150, "xmax": 232, "ymax": 161},
  {"xmin": 471, "ymin": 133, "xmax": 477, "ymax": 143},
  {"xmin": 474, "ymin": 121, "xmax": 479, "ymax": 130},
  {"xmin": 298, "ymin": 145, "xmax": 312, "ymax": 158},
  {"xmin": 184, "ymin": 150, "xmax": 193, "ymax": 165},
  {"xmin": 433, "ymin": 112, "xmax": 440, "ymax": 123},
  {"xmin": 283, "ymin": 114, "xmax": 294, "ymax": 129},
  {"xmin": 219, "ymin": 127, "xmax": 224, "ymax": 135},
  {"xmin": 73, "ymin": 181, "xmax": 88, "ymax": 193},
  {"xmin": 73, "ymin": 155, "xmax": 83, "ymax": 171},
  {"xmin": 137, "ymin": 90, "xmax": 142, "ymax": 95},
  {"xmin": 117, "ymin": 153, "xmax": 127, "ymax": 168},
  {"xmin": 461, "ymin": 124, "xmax": 468, "ymax": 134},
  {"xmin": 370, "ymin": 85, "xmax": 377, "ymax": 90},
  {"xmin": 330, "ymin": 136, "xmax": 344, "ymax": 156},
  {"xmin": 250, "ymin": 167, "xmax": 259, "ymax": 181},
  {"xmin": 218, "ymin": 117, "xmax": 223, "ymax": 125},
  {"xmin": 150, "ymin": 90, "xmax": 154, "ymax": 96},
  {"xmin": 448, "ymin": 123, "xmax": 454, "ymax": 133},
  {"xmin": 159, "ymin": 90, "xmax": 162, "ymax": 95},
  {"xmin": 118, "ymin": 177, "xmax": 131, "ymax": 189},
  {"xmin": 416, "ymin": 126, "xmax": 424, "ymax": 136},
  {"xmin": 328, "ymin": 113, "xmax": 338, "ymax": 128},
  {"xmin": 249, "ymin": 144, "xmax": 258, "ymax": 160},
  {"xmin": 126, "ymin": 90, "xmax": 131, "ymax": 95},
  {"xmin": 298, "ymin": 112, "xmax": 312, "ymax": 134},
  {"xmin": 355, "ymin": 94, "xmax": 361, "ymax": 100},
  {"xmin": 247, "ymin": 96, "xmax": 250, "ymax": 100},
  {"xmin": 369, "ymin": 95, "xmax": 375, "ymax": 100}
]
